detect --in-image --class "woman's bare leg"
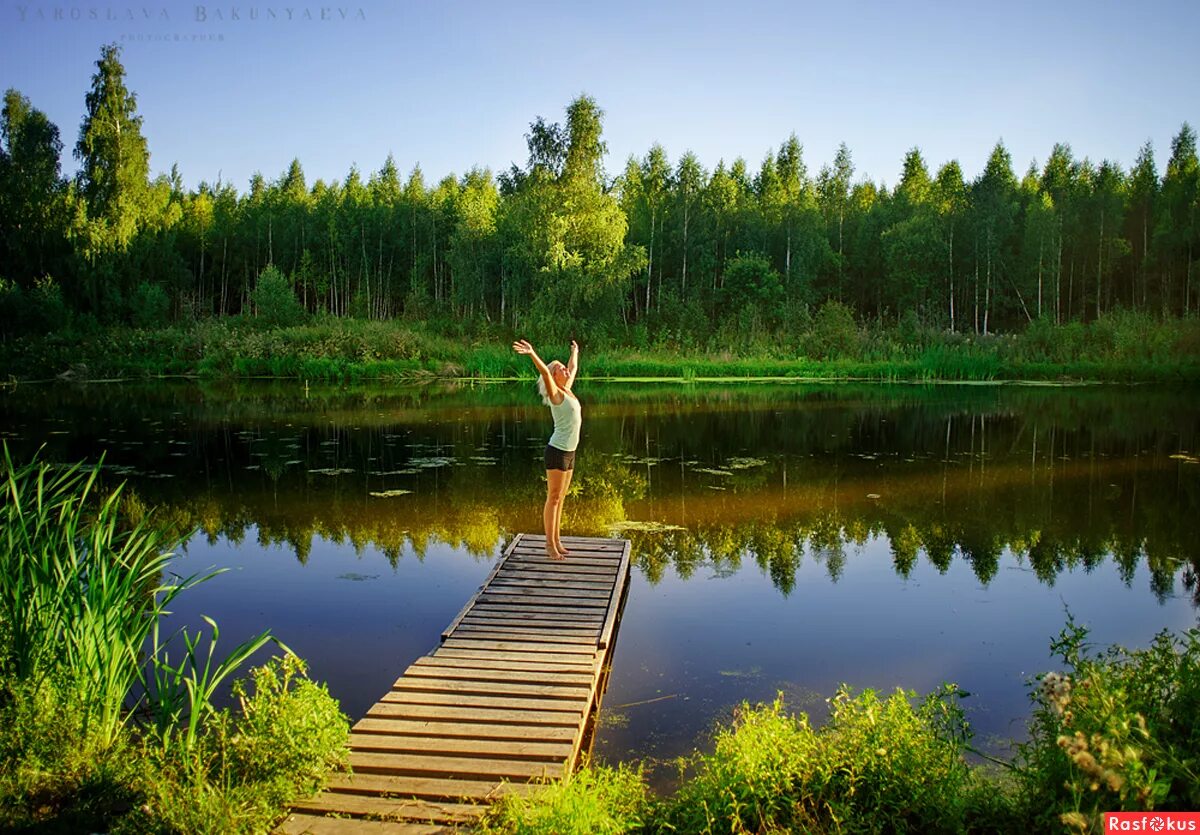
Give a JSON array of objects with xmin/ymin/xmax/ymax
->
[
  {"xmin": 544, "ymin": 469, "xmax": 567, "ymax": 558},
  {"xmin": 554, "ymin": 468, "xmax": 574, "ymax": 555}
]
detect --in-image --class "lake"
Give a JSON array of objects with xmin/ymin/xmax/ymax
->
[{"xmin": 2, "ymin": 379, "xmax": 1196, "ymax": 784}]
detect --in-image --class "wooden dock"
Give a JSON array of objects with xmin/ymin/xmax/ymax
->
[{"xmin": 278, "ymin": 533, "xmax": 632, "ymax": 834}]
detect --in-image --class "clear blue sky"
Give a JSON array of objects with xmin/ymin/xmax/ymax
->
[{"xmin": 2, "ymin": 0, "xmax": 1197, "ymax": 193}]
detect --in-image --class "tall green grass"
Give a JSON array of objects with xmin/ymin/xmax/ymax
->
[
  {"xmin": 0, "ymin": 445, "xmax": 350, "ymax": 832},
  {"xmin": 0, "ymin": 445, "xmax": 210, "ymax": 749}
]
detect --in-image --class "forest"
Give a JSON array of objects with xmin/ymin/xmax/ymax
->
[{"xmin": 1, "ymin": 44, "xmax": 1198, "ymax": 352}]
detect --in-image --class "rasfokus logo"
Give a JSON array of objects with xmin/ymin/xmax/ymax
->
[{"xmin": 1106, "ymin": 813, "xmax": 1200, "ymax": 831}]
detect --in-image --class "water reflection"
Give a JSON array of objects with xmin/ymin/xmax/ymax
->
[
  {"xmin": 1, "ymin": 380, "xmax": 1197, "ymax": 773},
  {"xmin": 3, "ymin": 381, "xmax": 1194, "ymax": 601}
]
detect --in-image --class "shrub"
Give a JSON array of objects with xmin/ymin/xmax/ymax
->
[
  {"xmin": 662, "ymin": 685, "xmax": 973, "ymax": 834},
  {"xmin": 804, "ymin": 300, "xmax": 861, "ymax": 360},
  {"xmin": 809, "ymin": 683, "xmax": 974, "ymax": 833},
  {"xmin": 129, "ymin": 281, "xmax": 171, "ymax": 329},
  {"xmin": 0, "ymin": 675, "xmax": 144, "ymax": 830},
  {"xmin": 662, "ymin": 695, "xmax": 816, "ymax": 833},
  {"xmin": 1015, "ymin": 618, "xmax": 1200, "ymax": 832},
  {"xmin": 251, "ymin": 265, "xmax": 305, "ymax": 328},
  {"xmin": 122, "ymin": 654, "xmax": 350, "ymax": 835},
  {"xmin": 481, "ymin": 764, "xmax": 648, "ymax": 835}
]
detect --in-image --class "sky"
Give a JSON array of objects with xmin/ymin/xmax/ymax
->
[{"xmin": 1, "ymin": 0, "xmax": 1198, "ymax": 194}]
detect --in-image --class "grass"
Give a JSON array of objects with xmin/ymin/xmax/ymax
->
[
  {"xmin": 2, "ymin": 310, "xmax": 1198, "ymax": 383},
  {"xmin": 0, "ymin": 446, "xmax": 350, "ymax": 833}
]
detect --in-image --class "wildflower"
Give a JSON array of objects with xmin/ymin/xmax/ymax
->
[{"xmin": 1061, "ymin": 811, "xmax": 1090, "ymax": 831}]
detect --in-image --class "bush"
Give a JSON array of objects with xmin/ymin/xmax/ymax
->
[
  {"xmin": 804, "ymin": 300, "xmax": 861, "ymax": 360},
  {"xmin": 481, "ymin": 764, "xmax": 648, "ymax": 835},
  {"xmin": 129, "ymin": 281, "xmax": 171, "ymax": 329},
  {"xmin": 121, "ymin": 654, "xmax": 350, "ymax": 835},
  {"xmin": 662, "ymin": 696, "xmax": 817, "ymax": 833},
  {"xmin": 662, "ymin": 685, "xmax": 974, "ymax": 834},
  {"xmin": 0, "ymin": 675, "xmax": 144, "ymax": 830},
  {"xmin": 1015, "ymin": 619, "xmax": 1200, "ymax": 832},
  {"xmin": 251, "ymin": 265, "xmax": 305, "ymax": 328}
]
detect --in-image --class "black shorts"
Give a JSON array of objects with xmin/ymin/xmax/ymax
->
[{"xmin": 544, "ymin": 444, "xmax": 577, "ymax": 471}]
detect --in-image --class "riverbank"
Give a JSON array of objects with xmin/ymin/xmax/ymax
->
[
  {"xmin": 482, "ymin": 620, "xmax": 1200, "ymax": 834},
  {"xmin": 2, "ymin": 314, "xmax": 1199, "ymax": 384}
]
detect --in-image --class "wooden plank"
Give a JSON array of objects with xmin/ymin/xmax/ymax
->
[
  {"xmin": 289, "ymin": 793, "xmax": 484, "ymax": 823},
  {"xmin": 510, "ymin": 549, "xmax": 622, "ymax": 562},
  {"xmin": 429, "ymin": 652, "xmax": 597, "ymax": 671},
  {"xmin": 460, "ymin": 616, "xmax": 602, "ymax": 632},
  {"xmin": 352, "ymin": 718, "xmax": 576, "ymax": 741},
  {"xmin": 278, "ymin": 812, "xmax": 450, "ymax": 834},
  {"xmin": 349, "ymin": 751, "xmax": 566, "ymax": 781},
  {"xmin": 449, "ymin": 626, "xmax": 599, "ymax": 645},
  {"xmin": 439, "ymin": 638, "xmax": 597, "ymax": 656},
  {"xmin": 491, "ymin": 571, "xmax": 615, "ymax": 585},
  {"xmin": 365, "ymin": 702, "xmax": 582, "ymax": 726},
  {"xmin": 407, "ymin": 657, "xmax": 594, "ymax": 681},
  {"xmin": 422, "ymin": 647, "xmax": 597, "ymax": 665},
  {"xmin": 504, "ymin": 561, "xmax": 616, "ymax": 576},
  {"xmin": 598, "ymin": 539, "xmax": 631, "ymax": 650},
  {"xmin": 488, "ymin": 576, "xmax": 614, "ymax": 591},
  {"xmin": 440, "ymin": 534, "xmax": 523, "ymax": 640},
  {"xmin": 466, "ymin": 605, "xmax": 605, "ymax": 621},
  {"xmin": 499, "ymin": 570, "xmax": 616, "ymax": 584},
  {"xmin": 522, "ymin": 534, "xmax": 624, "ymax": 549},
  {"xmin": 379, "ymin": 691, "xmax": 587, "ymax": 713},
  {"xmin": 392, "ymin": 676, "xmax": 590, "ymax": 699},
  {"xmin": 511, "ymin": 542, "xmax": 622, "ymax": 554},
  {"xmin": 323, "ymin": 772, "xmax": 536, "ymax": 800},
  {"xmin": 456, "ymin": 620, "xmax": 599, "ymax": 638},
  {"xmin": 479, "ymin": 585, "xmax": 612, "ymax": 600},
  {"xmin": 476, "ymin": 593, "xmax": 609, "ymax": 609},
  {"xmin": 506, "ymin": 551, "xmax": 619, "ymax": 563},
  {"xmin": 348, "ymin": 732, "xmax": 573, "ymax": 760},
  {"xmin": 458, "ymin": 613, "xmax": 599, "ymax": 630}
]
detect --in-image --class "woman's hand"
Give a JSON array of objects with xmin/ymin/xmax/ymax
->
[{"xmin": 512, "ymin": 339, "xmax": 536, "ymax": 356}]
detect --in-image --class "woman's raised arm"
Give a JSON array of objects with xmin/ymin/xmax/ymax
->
[
  {"xmin": 513, "ymin": 339, "xmax": 561, "ymax": 402},
  {"xmin": 565, "ymin": 340, "xmax": 579, "ymax": 389}
]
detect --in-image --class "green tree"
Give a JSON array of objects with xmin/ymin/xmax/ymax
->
[
  {"xmin": 1089, "ymin": 160, "xmax": 1129, "ymax": 318},
  {"xmin": 1156, "ymin": 123, "xmax": 1199, "ymax": 315},
  {"xmin": 932, "ymin": 161, "xmax": 968, "ymax": 329},
  {"xmin": 73, "ymin": 43, "xmax": 151, "ymax": 314},
  {"xmin": 448, "ymin": 168, "xmax": 500, "ymax": 320},
  {"xmin": 817, "ymin": 143, "xmax": 854, "ymax": 301},
  {"xmin": 1125, "ymin": 141, "xmax": 1158, "ymax": 309},
  {"xmin": 672, "ymin": 151, "xmax": 705, "ymax": 300},
  {"xmin": 0, "ymin": 89, "xmax": 68, "ymax": 291},
  {"xmin": 1019, "ymin": 164, "xmax": 1056, "ymax": 320},
  {"xmin": 972, "ymin": 142, "xmax": 1022, "ymax": 332}
]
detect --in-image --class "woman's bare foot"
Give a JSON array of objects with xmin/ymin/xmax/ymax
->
[
  {"xmin": 544, "ymin": 546, "xmax": 565, "ymax": 560},
  {"xmin": 555, "ymin": 542, "xmax": 571, "ymax": 556}
]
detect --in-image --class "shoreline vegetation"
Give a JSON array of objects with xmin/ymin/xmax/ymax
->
[
  {"xmin": 3, "ymin": 309, "xmax": 1199, "ymax": 385},
  {"xmin": 0, "ymin": 449, "xmax": 350, "ymax": 833},
  {"xmin": 483, "ymin": 615, "xmax": 1200, "ymax": 834}
]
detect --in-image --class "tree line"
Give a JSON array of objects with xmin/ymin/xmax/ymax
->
[{"xmin": 2, "ymin": 44, "xmax": 1198, "ymax": 342}]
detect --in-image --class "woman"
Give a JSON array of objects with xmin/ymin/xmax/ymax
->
[{"xmin": 512, "ymin": 338, "xmax": 581, "ymax": 559}]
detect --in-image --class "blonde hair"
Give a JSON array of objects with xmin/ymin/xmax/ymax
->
[{"xmin": 537, "ymin": 361, "xmax": 565, "ymax": 405}]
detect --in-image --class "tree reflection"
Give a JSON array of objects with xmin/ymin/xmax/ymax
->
[{"xmin": 2, "ymin": 381, "xmax": 1196, "ymax": 605}]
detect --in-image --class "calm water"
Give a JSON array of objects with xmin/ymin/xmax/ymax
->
[{"xmin": 2, "ymin": 380, "xmax": 1197, "ymax": 781}]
